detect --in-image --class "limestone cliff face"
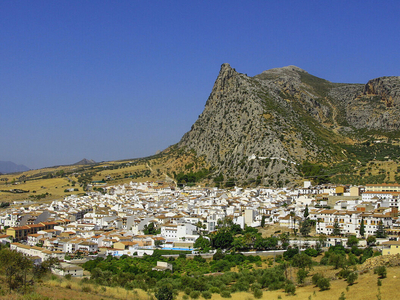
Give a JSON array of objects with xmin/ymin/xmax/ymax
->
[
  {"xmin": 177, "ymin": 64, "xmax": 400, "ymax": 184},
  {"xmin": 346, "ymin": 76, "xmax": 400, "ymax": 130}
]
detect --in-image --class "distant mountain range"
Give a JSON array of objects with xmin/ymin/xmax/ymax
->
[{"xmin": 0, "ymin": 161, "xmax": 30, "ymax": 174}]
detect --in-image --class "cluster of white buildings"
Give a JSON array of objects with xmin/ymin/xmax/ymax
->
[{"xmin": 1, "ymin": 181, "xmax": 400, "ymax": 263}]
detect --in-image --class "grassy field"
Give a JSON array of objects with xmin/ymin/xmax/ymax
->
[{"xmin": 0, "ymin": 160, "xmax": 160, "ymax": 204}]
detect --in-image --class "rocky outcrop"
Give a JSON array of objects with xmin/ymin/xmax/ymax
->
[
  {"xmin": 358, "ymin": 254, "xmax": 400, "ymax": 272},
  {"xmin": 346, "ymin": 77, "xmax": 400, "ymax": 130},
  {"xmin": 177, "ymin": 64, "xmax": 400, "ymax": 185}
]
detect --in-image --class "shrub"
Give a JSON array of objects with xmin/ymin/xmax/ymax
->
[
  {"xmin": 283, "ymin": 247, "xmax": 299, "ymax": 260},
  {"xmin": 347, "ymin": 272, "xmax": 358, "ymax": 285},
  {"xmin": 184, "ymin": 287, "xmax": 193, "ymax": 295},
  {"xmin": 220, "ymin": 290, "xmax": 232, "ymax": 298},
  {"xmin": 82, "ymin": 285, "xmax": 92, "ymax": 293},
  {"xmin": 284, "ymin": 283, "xmax": 296, "ymax": 295},
  {"xmin": 292, "ymin": 253, "xmax": 313, "ymax": 269},
  {"xmin": 319, "ymin": 256, "xmax": 329, "ymax": 265},
  {"xmin": 374, "ymin": 266, "xmax": 387, "ymax": 278},
  {"xmin": 338, "ymin": 269, "xmax": 351, "ymax": 279},
  {"xmin": 253, "ymin": 288, "xmax": 263, "ymax": 299},
  {"xmin": 297, "ymin": 268, "xmax": 308, "ymax": 284},
  {"xmin": 209, "ymin": 287, "xmax": 220, "ymax": 294},
  {"xmin": 155, "ymin": 285, "xmax": 174, "ymax": 300},
  {"xmin": 316, "ymin": 277, "xmax": 330, "ymax": 291},
  {"xmin": 189, "ymin": 290, "xmax": 200, "ymax": 299},
  {"xmin": 304, "ymin": 248, "xmax": 319, "ymax": 257},
  {"xmin": 312, "ymin": 273, "xmax": 323, "ymax": 286},
  {"xmin": 202, "ymin": 291, "xmax": 212, "ymax": 299},
  {"xmin": 65, "ymin": 274, "xmax": 72, "ymax": 280}
]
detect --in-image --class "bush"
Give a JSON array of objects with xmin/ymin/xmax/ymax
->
[
  {"xmin": 155, "ymin": 285, "xmax": 174, "ymax": 300},
  {"xmin": 316, "ymin": 277, "xmax": 330, "ymax": 291},
  {"xmin": 284, "ymin": 283, "xmax": 296, "ymax": 295},
  {"xmin": 320, "ymin": 256, "xmax": 329, "ymax": 265},
  {"xmin": 374, "ymin": 266, "xmax": 387, "ymax": 278},
  {"xmin": 292, "ymin": 253, "xmax": 313, "ymax": 269},
  {"xmin": 283, "ymin": 247, "xmax": 299, "ymax": 260},
  {"xmin": 220, "ymin": 290, "xmax": 231, "ymax": 298},
  {"xmin": 189, "ymin": 290, "xmax": 200, "ymax": 299},
  {"xmin": 312, "ymin": 273, "xmax": 323, "ymax": 286},
  {"xmin": 338, "ymin": 269, "xmax": 351, "ymax": 279},
  {"xmin": 202, "ymin": 291, "xmax": 212, "ymax": 299},
  {"xmin": 209, "ymin": 287, "xmax": 220, "ymax": 293},
  {"xmin": 347, "ymin": 272, "xmax": 358, "ymax": 285},
  {"xmin": 253, "ymin": 288, "xmax": 263, "ymax": 299},
  {"xmin": 82, "ymin": 285, "xmax": 92, "ymax": 293},
  {"xmin": 297, "ymin": 268, "xmax": 308, "ymax": 284},
  {"xmin": 304, "ymin": 248, "xmax": 319, "ymax": 257}
]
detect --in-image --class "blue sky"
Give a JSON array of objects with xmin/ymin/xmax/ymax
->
[{"xmin": 1, "ymin": 1, "xmax": 399, "ymax": 169}]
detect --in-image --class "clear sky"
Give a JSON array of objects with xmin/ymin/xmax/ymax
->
[{"xmin": 1, "ymin": 1, "xmax": 399, "ymax": 169}]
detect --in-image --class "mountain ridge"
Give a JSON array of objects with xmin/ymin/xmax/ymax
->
[
  {"xmin": 0, "ymin": 161, "xmax": 30, "ymax": 174},
  {"xmin": 176, "ymin": 63, "xmax": 400, "ymax": 186}
]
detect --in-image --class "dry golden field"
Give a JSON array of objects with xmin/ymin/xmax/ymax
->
[{"xmin": 0, "ymin": 265, "xmax": 398, "ymax": 300}]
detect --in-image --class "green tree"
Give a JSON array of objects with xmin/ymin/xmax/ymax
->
[
  {"xmin": 0, "ymin": 249, "xmax": 33, "ymax": 292},
  {"xmin": 143, "ymin": 222, "xmax": 159, "ymax": 235},
  {"xmin": 367, "ymin": 235, "xmax": 376, "ymax": 246},
  {"xmin": 292, "ymin": 253, "xmax": 313, "ymax": 269},
  {"xmin": 375, "ymin": 221, "xmax": 386, "ymax": 238},
  {"xmin": 374, "ymin": 266, "xmax": 387, "ymax": 278},
  {"xmin": 297, "ymin": 268, "xmax": 308, "ymax": 284},
  {"xmin": 261, "ymin": 215, "xmax": 266, "ymax": 228},
  {"xmin": 304, "ymin": 204, "xmax": 309, "ymax": 219},
  {"xmin": 332, "ymin": 219, "xmax": 341, "ymax": 236},
  {"xmin": 347, "ymin": 272, "xmax": 358, "ymax": 285},
  {"xmin": 316, "ymin": 234, "xmax": 327, "ymax": 253},
  {"xmin": 317, "ymin": 277, "xmax": 330, "ymax": 291},
  {"xmin": 253, "ymin": 288, "xmax": 263, "ymax": 299},
  {"xmin": 232, "ymin": 236, "xmax": 247, "ymax": 251},
  {"xmin": 211, "ymin": 231, "xmax": 233, "ymax": 249},
  {"xmin": 280, "ymin": 232, "xmax": 290, "ymax": 249},
  {"xmin": 33, "ymin": 257, "xmax": 60, "ymax": 279},
  {"xmin": 360, "ymin": 218, "xmax": 365, "ymax": 237},
  {"xmin": 155, "ymin": 285, "xmax": 174, "ymax": 300},
  {"xmin": 328, "ymin": 253, "xmax": 346, "ymax": 269},
  {"xmin": 284, "ymin": 282, "xmax": 296, "ymax": 295},
  {"xmin": 193, "ymin": 236, "xmax": 210, "ymax": 251},
  {"xmin": 346, "ymin": 235, "xmax": 359, "ymax": 247},
  {"xmin": 300, "ymin": 219, "xmax": 311, "ymax": 237}
]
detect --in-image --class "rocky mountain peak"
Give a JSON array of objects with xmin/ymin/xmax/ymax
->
[{"xmin": 177, "ymin": 63, "xmax": 400, "ymax": 186}]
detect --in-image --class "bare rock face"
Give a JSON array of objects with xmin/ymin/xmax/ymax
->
[
  {"xmin": 177, "ymin": 64, "xmax": 400, "ymax": 184},
  {"xmin": 346, "ymin": 77, "xmax": 400, "ymax": 130}
]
